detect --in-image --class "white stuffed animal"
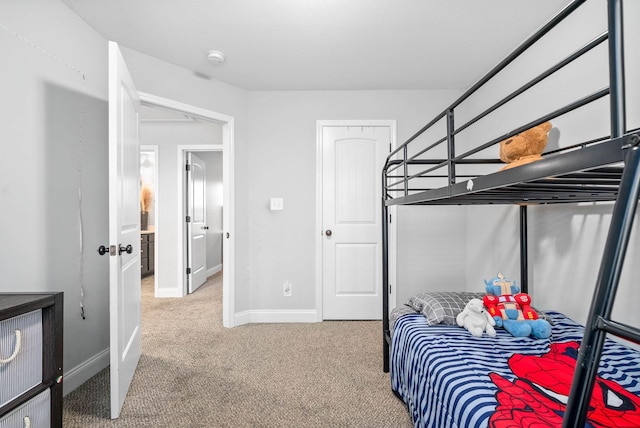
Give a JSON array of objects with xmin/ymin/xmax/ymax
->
[{"xmin": 456, "ymin": 298, "xmax": 497, "ymax": 337}]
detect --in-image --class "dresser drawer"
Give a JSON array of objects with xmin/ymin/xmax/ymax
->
[
  {"xmin": 0, "ymin": 310, "xmax": 43, "ymax": 407},
  {"xmin": 0, "ymin": 389, "xmax": 50, "ymax": 428}
]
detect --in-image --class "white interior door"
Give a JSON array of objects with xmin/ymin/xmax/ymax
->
[
  {"xmin": 108, "ymin": 41, "xmax": 141, "ymax": 419},
  {"xmin": 187, "ymin": 152, "xmax": 207, "ymax": 293},
  {"xmin": 322, "ymin": 125, "xmax": 391, "ymax": 319}
]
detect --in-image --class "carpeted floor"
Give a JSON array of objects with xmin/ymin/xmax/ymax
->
[{"xmin": 63, "ymin": 273, "xmax": 413, "ymax": 427}]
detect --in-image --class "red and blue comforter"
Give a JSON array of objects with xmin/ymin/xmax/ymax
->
[{"xmin": 391, "ymin": 311, "xmax": 640, "ymax": 427}]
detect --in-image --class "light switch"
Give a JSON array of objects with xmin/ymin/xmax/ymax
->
[{"xmin": 270, "ymin": 197, "xmax": 284, "ymax": 211}]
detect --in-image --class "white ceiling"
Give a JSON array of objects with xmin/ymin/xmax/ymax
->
[{"xmin": 61, "ymin": 0, "xmax": 569, "ymax": 91}]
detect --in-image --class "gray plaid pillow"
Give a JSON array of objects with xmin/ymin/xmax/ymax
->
[{"xmin": 405, "ymin": 291, "xmax": 485, "ymax": 326}]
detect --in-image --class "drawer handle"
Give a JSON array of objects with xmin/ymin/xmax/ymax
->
[
  {"xmin": 23, "ymin": 416, "xmax": 31, "ymax": 428},
  {"xmin": 0, "ymin": 329, "xmax": 21, "ymax": 364}
]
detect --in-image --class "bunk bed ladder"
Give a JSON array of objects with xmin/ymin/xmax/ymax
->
[
  {"xmin": 563, "ymin": 1, "xmax": 640, "ymax": 426},
  {"xmin": 563, "ymin": 135, "xmax": 640, "ymax": 427}
]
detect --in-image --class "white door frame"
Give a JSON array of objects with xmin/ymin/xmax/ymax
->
[
  {"xmin": 315, "ymin": 120, "xmax": 398, "ymax": 321},
  {"xmin": 139, "ymin": 92, "xmax": 236, "ymax": 328}
]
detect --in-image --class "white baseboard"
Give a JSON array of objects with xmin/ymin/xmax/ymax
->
[
  {"xmin": 63, "ymin": 348, "xmax": 110, "ymax": 396},
  {"xmin": 207, "ymin": 264, "xmax": 222, "ymax": 278},
  {"xmin": 234, "ymin": 310, "xmax": 251, "ymax": 326},
  {"xmin": 234, "ymin": 309, "xmax": 319, "ymax": 325}
]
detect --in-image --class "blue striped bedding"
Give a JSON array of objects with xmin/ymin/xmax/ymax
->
[{"xmin": 391, "ymin": 311, "xmax": 640, "ymax": 428}]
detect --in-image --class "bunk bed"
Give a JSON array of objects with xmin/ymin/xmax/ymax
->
[{"xmin": 381, "ymin": 1, "xmax": 640, "ymax": 427}]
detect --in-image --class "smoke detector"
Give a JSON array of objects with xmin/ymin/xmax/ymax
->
[{"xmin": 207, "ymin": 50, "xmax": 225, "ymax": 64}]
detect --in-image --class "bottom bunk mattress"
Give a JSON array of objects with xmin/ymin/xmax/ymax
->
[{"xmin": 391, "ymin": 311, "xmax": 640, "ymax": 428}]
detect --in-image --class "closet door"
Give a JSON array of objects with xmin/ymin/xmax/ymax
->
[
  {"xmin": 321, "ymin": 125, "xmax": 391, "ymax": 319},
  {"xmin": 186, "ymin": 152, "xmax": 208, "ymax": 293}
]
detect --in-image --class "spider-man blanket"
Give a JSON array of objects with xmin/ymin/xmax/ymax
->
[{"xmin": 391, "ymin": 311, "xmax": 640, "ymax": 428}]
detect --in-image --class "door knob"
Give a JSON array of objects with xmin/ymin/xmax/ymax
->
[
  {"xmin": 97, "ymin": 245, "xmax": 109, "ymax": 256},
  {"xmin": 119, "ymin": 244, "xmax": 133, "ymax": 255},
  {"xmin": 325, "ymin": 229, "xmax": 332, "ymax": 237}
]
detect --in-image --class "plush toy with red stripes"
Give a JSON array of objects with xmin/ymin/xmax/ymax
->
[{"xmin": 483, "ymin": 272, "xmax": 550, "ymax": 339}]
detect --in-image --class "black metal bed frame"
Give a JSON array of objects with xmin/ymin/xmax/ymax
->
[{"xmin": 381, "ymin": 1, "xmax": 639, "ymax": 426}]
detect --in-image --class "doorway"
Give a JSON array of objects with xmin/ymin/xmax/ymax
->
[
  {"xmin": 184, "ymin": 150, "xmax": 223, "ymax": 294},
  {"xmin": 140, "ymin": 145, "xmax": 158, "ymax": 292},
  {"xmin": 138, "ymin": 92, "xmax": 236, "ymax": 328}
]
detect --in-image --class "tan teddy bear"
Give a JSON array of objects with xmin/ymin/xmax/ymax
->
[{"xmin": 499, "ymin": 121, "xmax": 552, "ymax": 170}]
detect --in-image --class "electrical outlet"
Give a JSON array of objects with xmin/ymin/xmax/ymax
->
[{"xmin": 283, "ymin": 281, "xmax": 292, "ymax": 297}]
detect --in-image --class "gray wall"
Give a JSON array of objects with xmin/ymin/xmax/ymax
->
[
  {"xmin": 0, "ymin": 0, "xmax": 110, "ymax": 393},
  {"xmin": 245, "ymin": 90, "xmax": 464, "ymax": 312}
]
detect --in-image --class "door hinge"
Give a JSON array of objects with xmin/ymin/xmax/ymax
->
[
  {"xmin": 185, "ymin": 164, "xmax": 191, "ymax": 171},
  {"xmin": 390, "ymin": 284, "xmax": 392, "ymax": 293},
  {"xmin": 186, "ymin": 267, "xmax": 192, "ymax": 275},
  {"xmin": 186, "ymin": 216, "xmax": 191, "ymax": 223},
  {"xmin": 389, "ymin": 143, "xmax": 392, "ymax": 152},
  {"xmin": 389, "ymin": 214, "xmax": 392, "ymax": 223}
]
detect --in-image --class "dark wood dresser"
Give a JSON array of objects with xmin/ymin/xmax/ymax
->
[
  {"xmin": 0, "ymin": 293, "xmax": 63, "ymax": 428},
  {"xmin": 141, "ymin": 231, "xmax": 155, "ymax": 277}
]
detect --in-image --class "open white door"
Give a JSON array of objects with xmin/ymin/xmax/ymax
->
[
  {"xmin": 186, "ymin": 152, "xmax": 208, "ymax": 293},
  {"xmin": 108, "ymin": 41, "xmax": 142, "ymax": 419}
]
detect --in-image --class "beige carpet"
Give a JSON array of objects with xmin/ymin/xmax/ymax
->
[{"xmin": 63, "ymin": 273, "xmax": 413, "ymax": 427}]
